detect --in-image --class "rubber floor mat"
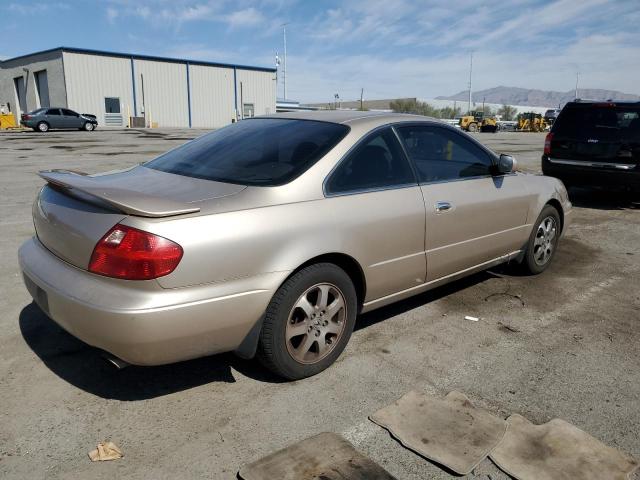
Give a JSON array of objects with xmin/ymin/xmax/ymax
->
[
  {"xmin": 238, "ymin": 432, "xmax": 398, "ymax": 480},
  {"xmin": 369, "ymin": 390, "xmax": 507, "ymax": 475},
  {"xmin": 490, "ymin": 414, "xmax": 639, "ymax": 480}
]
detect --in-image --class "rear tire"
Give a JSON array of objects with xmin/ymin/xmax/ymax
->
[
  {"xmin": 257, "ymin": 263, "xmax": 357, "ymax": 380},
  {"xmin": 36, "ymin": 121, "xmax": 49, "ymax": 132},
  {"xmin": 521, "ymin": 205, "xmax": 561, "ymax": 274}
]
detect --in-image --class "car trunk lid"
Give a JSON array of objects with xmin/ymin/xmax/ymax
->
[{"xmin": 34, "ymin": 166, "xmax": 246, "ymax": 270}]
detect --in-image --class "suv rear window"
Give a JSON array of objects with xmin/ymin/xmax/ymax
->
[
  {"xmin": 554, "ymin": 105, "xmax": 640, "ymax": 140},
  {"xmin": 146, "ymin": 118, "xmax": 349, "ymax": 186}
]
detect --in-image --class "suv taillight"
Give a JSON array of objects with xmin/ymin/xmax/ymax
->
[
  {"xmin": 544, "ymin": 132, "xmax": 554, "ymax": 155},
  {"xmin": 89, "ymin": 224, "xmax": 183, "ymax": 280}
]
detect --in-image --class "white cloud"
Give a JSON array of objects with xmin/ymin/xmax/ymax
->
[
  {"xmin": 106, "ymin": 7, "xmax": 119, "ymax": 23},
  {"xmin": 6, "ymin": 2, "xmax": 69, "ymax": 14},
  {"xmin": 225, "ymin": 7, "xmax": 265, "ymax": 28}
]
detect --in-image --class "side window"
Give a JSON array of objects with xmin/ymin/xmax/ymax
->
[
  {"xmin": 61, "ymin": 109, "xmax": 78, "ymax": 117},
  {"xmin": 46, "ymin": 109, "xmax": 61, "ymax": 116},
  {"xmin": 325, "ymin": 128, "xmax": 416, "ymax": 194},
  {"xmin": 396, "ymin": 126, "xmax": 493, "ymax": 183}
]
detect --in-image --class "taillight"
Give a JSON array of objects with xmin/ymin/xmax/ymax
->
[
  {"xmin": 544, "ymin": 132, "xmax": 554, "ymax": 155},
  {"xmin": 89, "ymin": 224, "xmax": 183, "ymax": 280},
  {"xmin": 22, "ymin": 114, "xmax": 31, "ymax": 120}
]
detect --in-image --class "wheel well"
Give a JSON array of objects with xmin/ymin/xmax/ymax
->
[
  {"xmin": 546, "ymin": 199, "xmax": 564, "ymax": 232},
  {"xmin": 291, "ymin": 253, "xmax": 366, "ymax": 306}
]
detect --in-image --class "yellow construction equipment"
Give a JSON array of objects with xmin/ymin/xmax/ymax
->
[
  {"xmin": 458, "ymin": 111, "xmax": 498, "ymax": 133},
  {"xmin": 516, "ymin": 112, "xmax": 548, "ymax": 132}
]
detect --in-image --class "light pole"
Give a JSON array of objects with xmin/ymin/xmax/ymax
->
[
  {"xmin": 282, "ymin": 23, "xmax": 289, "ymax": 100},
  {"xmin": 468, "ymin": 52, "xmax": 473, "ymax": 114}
]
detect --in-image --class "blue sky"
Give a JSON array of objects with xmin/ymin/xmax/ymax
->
[{"xmin": 2, "ymin": 0, "xmax": 639, "ymax": 102}]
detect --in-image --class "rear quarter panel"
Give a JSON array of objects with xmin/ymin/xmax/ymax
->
[{"xmin": 125, "ymin": 187, "xmax": 427, "ymax": 303}]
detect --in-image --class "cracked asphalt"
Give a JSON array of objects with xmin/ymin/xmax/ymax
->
[{"xmin": 1, "ymin": 129, "xmax": 638, "ymax": 479}]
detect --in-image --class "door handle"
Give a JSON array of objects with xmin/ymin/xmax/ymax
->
[{"xmin": 435, "ymin": 201, "xmax": 453, "ymax": 213}]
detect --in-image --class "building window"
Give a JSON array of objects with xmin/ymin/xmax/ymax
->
[
  {"xmin": 34, "ymin": 70, "xmax": 50, "ymax": 108},
  {"xmin": 105, "ymin": 97, "xmax": 121, "ymax": 114},
  {"xmin": 243, "ymin": 103, "xmax": 254, "ymax": 119}
]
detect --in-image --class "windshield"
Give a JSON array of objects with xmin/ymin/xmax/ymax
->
[
  {"xmin": 554, "ymin": 105, "xmax": 640, "ymax": 140},
  {"xmin": 146, "ymin": 118, "xmax": 349, "ymax": 186},
  {"xmin": 28, "ymin": 108, "xmax": 46, "ymax": 115}
]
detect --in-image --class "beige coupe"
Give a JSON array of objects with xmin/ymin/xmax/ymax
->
[{"xmin": 19, "ymin": 112, "xmax": 571, "ymax": 379}]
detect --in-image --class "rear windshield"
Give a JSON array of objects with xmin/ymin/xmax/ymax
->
[
  {"xmin": 28, "ymin": 108, "xmax": 46, "ymax": 115},
  {"xmin": 145, "ymin": 118, "xmax": 349, "ymax": 186},
  {"xmin": 553, "ymin": 105, "xmax": 640, "ymax": 139}
]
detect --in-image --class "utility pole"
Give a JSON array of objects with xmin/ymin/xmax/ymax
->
[
  {"xmin": 574, "ymin": 71, "xmax": 579, "ymax": 100},
  {"xmin": 468, "ymin": 52, "xmax": 473, "ymax": 114},
  {"xmin": 360, "ymin": 88, "xmax": 364, "ymax": 111},
  {"xmin": 282, "ymin": 23, "xmax": 289, "ymax": 100}
]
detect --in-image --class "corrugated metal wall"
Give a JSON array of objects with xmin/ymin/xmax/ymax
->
[
  {"xmin": 61, "ymin": 51, "xmax": 275, "ymax": 128},
  {"xmin": 189, "ymin": 65, "xmax": 235, "ymax": 128},
  {"xmin": 133, "ymin": 59, "xmax": 189, "ymax": 128},
  {"xmin": 236, "ymin": 69, "xmax": 276, "ymax": 118},
  {"xmin": 63, "ymin": 52, "xmax": 134, "ymax": 126}
]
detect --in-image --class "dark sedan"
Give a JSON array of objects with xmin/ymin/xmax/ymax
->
[{"xmin": 21, "ymin": 108, "xmax": 98, "ymax": 132}]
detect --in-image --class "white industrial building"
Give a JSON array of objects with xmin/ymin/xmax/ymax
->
[{"xmin": 0, "ymin": 47, "xmax": 276, "ymax": 128}]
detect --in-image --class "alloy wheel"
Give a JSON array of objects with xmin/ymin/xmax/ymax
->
[
  {"xmin": 285, "ymin": 283, "xmax": 347, "ymax": 364},
  {"xmin": 533, "ymin": 216, "xmax": 557, "ymax": 266}
]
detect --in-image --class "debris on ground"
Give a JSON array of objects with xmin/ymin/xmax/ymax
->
[
  {"xmin": 497, "ymin": 321, "xmax": 521, "ymax": 333},
  {"xmin": 465, "ymin": 316, "xmax": 480, "ymax": 322},
  {"xmin": 88, "ymin": 441, "xmax": 123, "ymax": 462},
  {"xmin": 370, "ymin": 391, "xmax": 507, "ymax": 475}
]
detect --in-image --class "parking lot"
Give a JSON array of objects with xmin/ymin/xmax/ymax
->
[{"xmin": 1, "ymin": 129, "xmax": 638, "ymax": 479}]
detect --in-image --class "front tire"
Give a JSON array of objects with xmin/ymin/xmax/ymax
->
[
  {"xmin": 83, "ymin": 122, "xmax": 95, "ymax": 131},
  {"xmin": 468, "ymin": 123, "xmax": 478, "ymax": 133},
  {"xmin": 257, "ymin": 263, "xmax": 357, "ymax": 380},
  {"xmin": 36, "ymin": 121, "xmax": 49, "ymax": 132},
  {"xmin": 521, "ymin": 205, "xmax": 561, "ymax": 274}
]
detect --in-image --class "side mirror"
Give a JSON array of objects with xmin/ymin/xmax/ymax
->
[{"xmin": 496, "ymin": 154, "xmax": 517, "ymax": 174}]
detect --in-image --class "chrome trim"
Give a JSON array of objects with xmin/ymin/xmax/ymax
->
[
  {"xmin": 369, "ymin": 251, "xmax": 426, "ymax": 268},
  {"xmin": 548, "ymin": 158, "xmax": 636, "ymax": 170},
  {"xmin": 426, "ymin": 224, "xmax": 530, "ymax": 254},
  {"xmin": 435, "ymin": 201, "xmax": 453, "ymax": 213}
]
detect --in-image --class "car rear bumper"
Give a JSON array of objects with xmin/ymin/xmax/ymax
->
[
  {"xmin": 19, "ymin": 237, "xmax": 287, "ymax": 366},
  {"xmin": 542, "ymin": 155, "xmax": 640, "ymax": 188}
]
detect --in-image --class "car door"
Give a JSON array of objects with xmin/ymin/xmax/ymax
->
[
  {"xmin": 324, "ymin": 127, "xmax": 426, "ymax": 301},
  {"xmin": 44, "ymin": 108, "xmax": 62, "ymax": 128},
  {"xmin": 60, "ymin": 109, "xmax": 82, "ymax": 129},
  {"xmin": 395, "ymin": 124, "xmax": 531, "ymax": 282}
]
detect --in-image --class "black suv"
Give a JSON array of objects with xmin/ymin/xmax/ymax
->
[{"xmin": 542, "ymin": 101, "xmax": 640, "ymax": 189}]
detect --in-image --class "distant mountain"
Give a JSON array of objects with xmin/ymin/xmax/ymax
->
[{"xmin": 436, "ymin": 86, "xmax": 640, "ymax": 108}]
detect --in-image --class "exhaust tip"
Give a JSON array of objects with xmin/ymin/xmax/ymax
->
[{"xmin": 102, "ymin": 353, "xmax": 130, "ymax": 370}]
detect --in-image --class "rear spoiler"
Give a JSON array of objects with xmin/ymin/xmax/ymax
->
[{"xmin": 38, "ymin": 169, "xmax": 201, "ymax": 218}]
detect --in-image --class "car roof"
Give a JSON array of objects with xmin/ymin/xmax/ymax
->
[{"xmin": 262, "ymin": 110, "xmax": 439, "ymax": 128}]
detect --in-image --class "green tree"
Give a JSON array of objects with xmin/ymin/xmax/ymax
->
[
  {"xmin": 498, "ymin": 104, "xmax": 517, "ymax": 121},
  {"xmin": 439, "ymin": 106, "xmax": 462, "ymax": 119},
  {"xmin": 390, "ymin": 99, "xmax": 442, "ymax": 118}
]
